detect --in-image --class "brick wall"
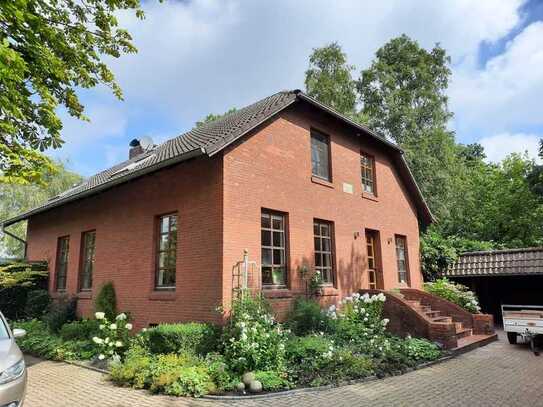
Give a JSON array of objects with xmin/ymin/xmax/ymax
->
[
  {"xmin": 222, "ymin": 103, "xmax": 423, "ymax": 315},
  {"xmin": 26, "ymin": 156, "xmax": 224, "ymax": 330}
]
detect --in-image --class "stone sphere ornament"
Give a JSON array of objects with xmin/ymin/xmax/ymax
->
[
  {"xmin": 242, "ymin": 372, "xmax": 255, "ymax": 386},
  {"xmin": 249, "ymin": 380, "xmax": 263, "ymax": 393},
  {"xmin": 235, "ymin": 382, "xmax": 246, "ymax": 393}
]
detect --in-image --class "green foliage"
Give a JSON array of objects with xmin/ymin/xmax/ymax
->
[
  {"xmin": 205, "ymin": 353, "xmax": 236, "ymax": 392},
  {"xmin": 403, "ymin": 337, "xmax": 441, "ymax": 361},
  {"xmin": 13, "ymin": 319, "xmax": 96, "ymax": 361},
  {"xmin": 110, "ymin": 343, "xmax": 152, "ymax": 389},
  {"xmin": 146, "ymin": 322, "xmax": 219, "ymax": 356},
  {"xmin": 286, "ymin": 297, "xmax": 331, "ymax": 336},
  {"xmin": 221, "ymin": 294, "xmax": 287, "ymax": 374},
  {"xmin": 24, "ymin": 289, "xmax": 51, "ymax": 319},
  {"xmin": 253, "ymin": 370, "xmax": 291, "ymax": 391},
  {"xmin": 305, "ymin": 42, "xmax": 358, "ymax": 116},
  {"xmin": 196, "ymin": 108, "xmax": 237, "ymax": 127},
  {"xmin": 424, "ymin": 278, "xmax": 480, "ymax": 313},
  {"xmin": 0, "ymin": 0, "xmax": 145, "ymax": 184},
  {"xmin": 94, "ymin": 282, "xmax": 117, "ymax": 320},
  {"xmin": 42, "ymin": 295, "xmax": 77, "ymax": 332},
  {"xmin": 330, "ymin": 293, "xmax": 388, "ymax": 354},
  {"xmin": 143, "ymin": 353, "xmax": 215, "ymax": 397},
  {"xmin": 59, "ymin": 319, "xmax": 100, "ymax": 342},
  {"xmin": 420, "ymin": 228, "xmax": 495, "ymax": 281},
  {"xmin": 0, "ymin": 161, "xmax": 82, "ymax": 257},
  {"xmin": 285, "ymin": 335, "xmax": 373, "ymax": 386},
  {"xmin": 0, "ymin": 261, "xmax": 48, "ymax": 320}
]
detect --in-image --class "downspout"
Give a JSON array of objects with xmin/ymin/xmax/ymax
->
[{"xmin": 1, "ymin": 223, "xmax": 27, "ymax": 259}]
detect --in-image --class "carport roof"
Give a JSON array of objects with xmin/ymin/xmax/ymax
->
[{"xmin": 445, "ymin": 247, "xmax": 543, "ymax": 277}]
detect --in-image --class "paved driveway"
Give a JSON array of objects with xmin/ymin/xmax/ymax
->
[{"xmin": 24, "ymin": 332, "xmax": 543, "ymax": 407}]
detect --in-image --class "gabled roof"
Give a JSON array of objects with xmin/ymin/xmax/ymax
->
[
  {"xmin": 1, "ymin": 90, "xmax": 434, "ymax": 227},
  {"xmin": 445, "ymin": 247, "xmax": 543, "ymax": 277}
]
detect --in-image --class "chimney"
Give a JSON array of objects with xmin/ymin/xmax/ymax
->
[{"xmin": 129, "ymin": 139, "xmax": 143, "ymax": 159}]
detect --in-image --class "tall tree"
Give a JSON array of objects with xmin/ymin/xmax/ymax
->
[
  {"xmin": 196, "ymin": 108, "xmax": 237, "ymax": 128},
  {"xmin": 358, "ymin": 35, "xmax": 458, "ymax": 219},
  {"xmin": 0, "ymin": 0, "xmax": 147, "ymax": 185},
  {"xmin": 0, "ymin": 161, "xmax": 82, "ymax": 257},
  {"xmin": 305, "ymin": 42, "xmax": 357, "ymax": 116}
]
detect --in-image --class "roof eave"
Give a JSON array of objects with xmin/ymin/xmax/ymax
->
[{"xmin": 1, "ymin": 147, "xmax": 206, "ymax": 227}]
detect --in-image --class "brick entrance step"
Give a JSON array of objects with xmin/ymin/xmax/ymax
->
[{"xmin": 406, "ymin": 299, "xmax": 497, "ymax": 352}]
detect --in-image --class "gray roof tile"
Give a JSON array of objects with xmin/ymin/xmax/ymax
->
[
  {"xmin": 2, "ymin": 89, "xmax": 433, "ymax": 226},
  {"xmin": 445, "ymin": 247, "xmax": 543, "ymax": 277}
]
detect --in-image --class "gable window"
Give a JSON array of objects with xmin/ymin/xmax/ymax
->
[
  {"xmin": 361, "ymin": 152, "xmax": 376, "ymax": 195},
  {"xmin": 261, "ymin": 210, "xmax": 287, "ymax": 287},
  {"xmin": 311, "ymin": 130, "xmax": 331, "ymax": 181},
  {"xmin": 314, "ymin": 220, "xmax": 334, "ymax": 285},
  {"xmin": 156, "ymin": 214, "xmax": 177, "ymax": 289},
  {"xmin": 55, "ymin": 236, "xmax": 70, "ymax": 291},
  {"xmin": 79, "ymin": 231, "xmax": 96, "ymax": 291},
  {"xmin": 395, "ymin": 235, "xmax": 409, "ymax": 284}
]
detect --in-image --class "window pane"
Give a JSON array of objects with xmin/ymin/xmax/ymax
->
[
  {"xmin": 272, "ymin": 267, "xmax": 285, "ymax": 285},
  {"xmin": 161, "ymin": 216, "xmax": 170, "ymax": 233},
  {"xmin": 311, "ymin": 131, "xmax": 330, "ymax": 180},
  {"xmin": 314, "ymin": 237, "xmax": 321, "ymax": 251},
  {"xmin": 322, "ymin": 237, "xmax": 331, "ymax": 252},
  {"xmin": 261, "ymin": 230, "xmax": 271, "ymax": 247},
  {"xmin": 261, "ymin": 213, "xmax": 270, "ymax": 229},
  {"xmin": 320, "ymin": 224, "xmax": 330, "ymax": 237},
  {"xmin": 273, "ymin": 231, "xmax": 283, "ymax": 247},
  {"xmin": 272, "ymin": 216, "xmax": 283, "ymax": 230},
  {"xmin": 323, "ymin": 253, "xmax": 331, "ymax": 267},
  {"xmin": 273, "ymin": 249, "xmax": 282, "ymax": 265},
  {"xmin": 160, "ymin": 234, "xmax": 169, "ymax": 251},
  {"xmin": 315, "ymin": 252, "xmax": 322, "ymax": 267},
  {"xmin": 262, "ymin": 248, "xmax": 272, "ymax": 266},
  {"xmin": 262, "ymin": 266, "xmax": 273, "ymax": 285}
]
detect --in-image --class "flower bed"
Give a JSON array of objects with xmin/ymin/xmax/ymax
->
[
  {"xmin": 107, "ymin": 292, "xmax": 443, "ymax": 397},
  {"xmin": 13, "ymin": 291, "xmax": 443, "ymax": 398}
]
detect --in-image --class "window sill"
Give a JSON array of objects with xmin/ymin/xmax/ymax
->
[
  {"xmin": 262, "ymin": 288, "xmax": 293, "ymax": 299},
  {"xmin": 77, "ymin": 291, "xmax": 92, "ymax": 299},
  {"xmin": 149, "ymin": 290, "xmax": 176, "ymax": 301},
  {"xmin": 311, "ymin": 176, "xmax": 334, "ymax": 189},
  {"xmin": 362, "ymin": 193, "xmax": 379, "ymax": 202},
  {"xmin": 320, "ymin": 285, "xmax": 339, "ymax": 297}
]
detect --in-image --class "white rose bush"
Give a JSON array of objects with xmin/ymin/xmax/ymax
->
[
  {"xmin": 92, "ymin": 312, "xmax": 133, "ymax": 361},
  {"xmin": 327, "ymin": 292, "xmax": 391, "ymax": 355}
]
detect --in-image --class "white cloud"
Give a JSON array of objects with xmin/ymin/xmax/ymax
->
[
  {"xmin": 479, "ymin": 133, "xmax": 541, "ymax": 164},
  {"xmin": 450, "ymin": 21, "xmax": 543, "ymax": 137}
]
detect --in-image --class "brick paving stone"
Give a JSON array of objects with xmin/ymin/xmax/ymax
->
[{"xmin": 24, "ymin": 332, "xmax": 543, "ymax": 407}]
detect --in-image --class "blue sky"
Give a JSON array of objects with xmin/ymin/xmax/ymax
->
[{"xmin": 51, "ymin": 0, "xmax": 543, "ymax": 176}]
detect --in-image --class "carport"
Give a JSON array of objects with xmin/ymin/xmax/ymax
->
[{"xmin": 445, "ymin": 248, "xmax": 543, "ymax": 324}]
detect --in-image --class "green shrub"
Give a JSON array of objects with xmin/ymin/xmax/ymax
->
[
  {"xmin": 110, "ymin": 344, "xmax": 153, "ymax": 388},
  {"xmin": 424, "ymin": 278, "xmax": 480, "ymax": 313},
  {"xmin": 94, "ymin": 282, "xmax": 117, "ymax": 320},
  {"xmin": 148, "ymin": 353, "xmax": 215, "ymax": 397},
  {"xmin": 253, "ymin": 370, "xmax": 291, "ymax": 391},
  {"xmin": 221, "ymin": 294, "xmax": 287, "ymax": 374},
  {"xmin": 147, "ymin": 323, "xmax": 218, "ymax": 356},
  {"xmin": 285, "ymin": 335, "xmax": 373, "ymax": 386},
  {"xmin": 403, "ymin": 337, "xmax": 441, "ymax": 361},
  {"xmin": 59, "ymin": 319, "xmax": 100, "ymax": 341},
  {"xmin": 205, "ymin": 353, "xmax": 236, "ymax": 393},
  {"xmin": 42, "ymin": 295, "xmax": 77, "ymax": 332},
  {"xmin": 13, "ymin": 319, "xmax": 95, "ymax": 361},
  {"xmin": 286, "ymin": 297, "xmax": 332, "ymax": 336},
  {"xmin": 24, "ymin": 289, "xmax": 51, "ymax": 318}
]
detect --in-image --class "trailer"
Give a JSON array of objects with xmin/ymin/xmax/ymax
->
[{"xmin": 502, "ymin": 304, "xmax": 543, "ymax": 355}]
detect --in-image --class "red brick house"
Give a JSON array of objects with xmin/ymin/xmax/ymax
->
[{"xmin": 2, "ymin": 90, "xmax": 435, "ymax": 329}]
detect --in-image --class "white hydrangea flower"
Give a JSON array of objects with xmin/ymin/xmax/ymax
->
[
  {"xmin": 382, "ymin": 318, "xmax": 390, "ymax": 326},
  {"xmin": 98, "ymin": 354, "xmax": 105, "ymax": 360},
  {"xmin": 125, "ymin": 323, "xmax": 133, "ymax": 330},
  {"xmin": 95, "ymin": 312, "xmax": 105, "ymax": 320},
  {"xmin": 99, "ymin": 324, "xmax": 105, "ymax": 330},
  {"xmin": 115, "ymin": 313, "xmax": 127, "ymax": 321},
  {"xmin": 109, "ymin": 323, "xmax": 117, "ymax": 330},
  {"xmin": 92, "ymin": 337, "xmax": 103, "ymax": 344},
  {"xmin": 115, "ymin": 341, "xmax": 123, "ymax": 348}
]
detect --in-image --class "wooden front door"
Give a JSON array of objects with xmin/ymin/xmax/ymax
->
[{"xmin": 366, "ymin": 230, "xmax": 383, "ymax": 289}]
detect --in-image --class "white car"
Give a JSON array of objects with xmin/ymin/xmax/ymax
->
[
  {"xmin": 0, "ymin": 312, "xmax": 27, "ymax": 407},
  {"xmin": 502, "ymin": 304, "xmax": 543, "ymax": 355}
]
